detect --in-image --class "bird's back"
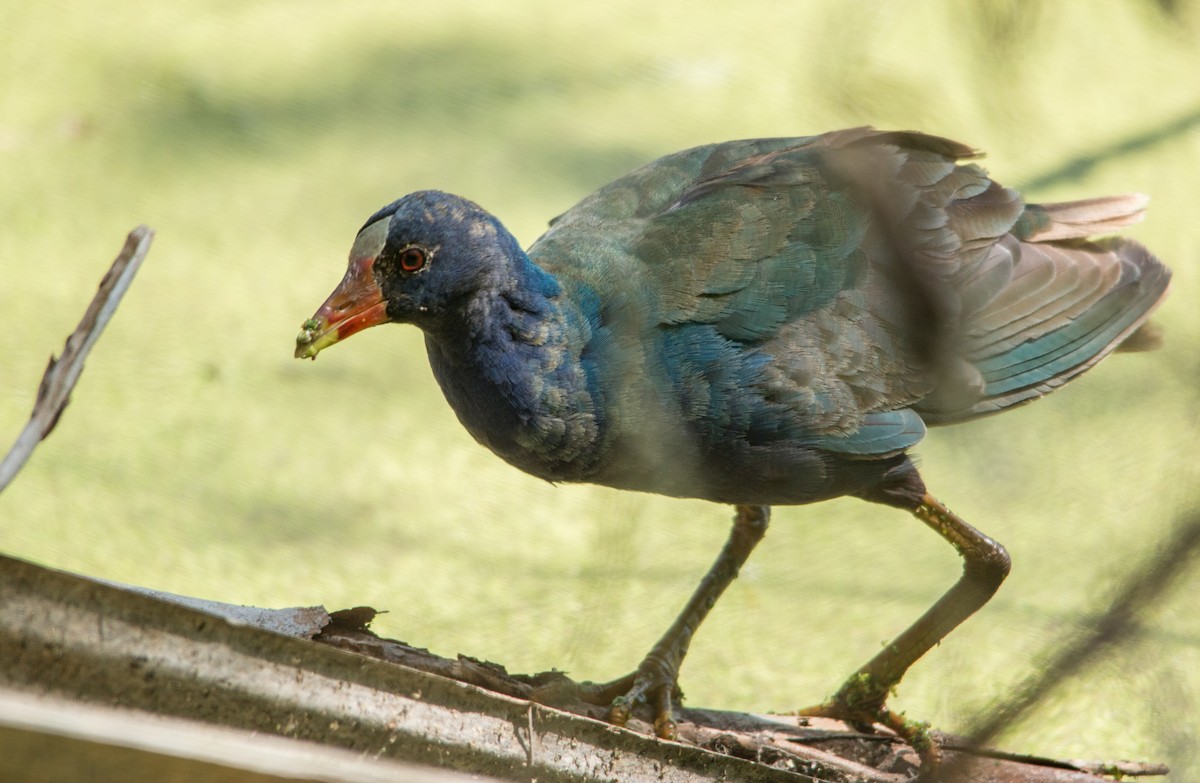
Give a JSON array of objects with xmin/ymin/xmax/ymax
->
[{"xmin": 525, "ymin": 129, "xmax": 1169, "ymax": 502}]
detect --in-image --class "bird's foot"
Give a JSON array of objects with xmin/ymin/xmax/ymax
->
[
  {"xmin": 564, "ymin": 506, "xmax": 771, "ymax": 743},
  {"xmin": 576, "ymin": 657, "xmax": 682, "ymax": 740},
  {"xmin": 795, "ymin": 674, "xmax": 940, "ymax": 776}
]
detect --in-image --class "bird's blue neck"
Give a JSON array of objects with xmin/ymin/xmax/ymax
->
[{"xmin": 422, "ymin": 238, "xmax": 604, "ymax": 481}]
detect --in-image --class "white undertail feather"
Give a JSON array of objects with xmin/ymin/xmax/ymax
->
[{"xmin": 1021, "ymin": 193, "xmax": 1149, "ymax": 241}]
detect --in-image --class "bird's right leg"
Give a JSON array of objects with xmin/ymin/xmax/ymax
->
[
  {"xmin": 798, "ymin": 493, "xmax": 1011, "ymax": 771},
  {"xmin": 576, "ymin": 504, "xmax": 770, "ymax": 739}
]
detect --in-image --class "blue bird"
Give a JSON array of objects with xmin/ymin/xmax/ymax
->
[{"xmin": 295, "ymin": 128, "xmax": 1170, "ymax": 769}]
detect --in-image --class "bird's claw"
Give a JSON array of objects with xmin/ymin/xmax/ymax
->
[
  {"xmin": 608, "ymin": 695, "xmax": 632, "ymax": 726},
  {"xmin": 580, "ymin": 667, "xmax": 681, "ymax": 740},
  {"xmin": 796, "ymin": 679, "xmax": 941, "ymax": 777},
  {"xmin": 796, "ymin": 671, "xmax": 892, "ymax": 729}
]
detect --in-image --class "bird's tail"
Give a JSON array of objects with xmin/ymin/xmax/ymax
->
[{"xmin": 916, "ymin": 194, "xmax": 1171, "ymax": 423}]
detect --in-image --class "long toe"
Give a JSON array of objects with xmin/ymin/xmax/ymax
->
[
  {"xmin": 795, "ymin": 671, "xmax": 893, "ymax": 729},
  {"xmin": 796, "ymin": 695, "xmax": 939, "ymax": 776},
  {"xmin": 578, "ymin": 669, "xmax": 680, "ymax": 740}
]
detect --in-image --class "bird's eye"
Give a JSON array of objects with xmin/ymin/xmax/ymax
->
[{"xmin": 399, "ymin": 246, "xmax": 427, "ymax": 273}]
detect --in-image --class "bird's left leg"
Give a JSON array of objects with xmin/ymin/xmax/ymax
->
[
  {"xmin": 798, "ymin": 493, "xmax": 1010, "ymax": 770},
  {"xmin": 578, "ymin": 504, "xmax": 770, "ymax": 739}
]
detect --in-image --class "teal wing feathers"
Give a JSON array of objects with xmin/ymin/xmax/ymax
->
[
  {"xmin": 529, "ymin": 129, "xmax": 1170, "ymax": 458},
  {"xmin": 918, "ymin": 196, "xmax": 1169, "ymax": 421}
]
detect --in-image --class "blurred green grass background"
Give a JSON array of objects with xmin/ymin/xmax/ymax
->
[{"xmin": 2, "ymin": 0, "xmax": 1199, "ymax": 774}]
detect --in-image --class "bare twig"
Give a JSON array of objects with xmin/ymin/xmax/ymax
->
[{"xmin": 0, "ymin": 226, "xmax": 154, "ymax": 493}]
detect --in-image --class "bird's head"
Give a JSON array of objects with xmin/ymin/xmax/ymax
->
[{"xmin": 295, "ymin": 190, "xmax": 514, "ymax": 359}]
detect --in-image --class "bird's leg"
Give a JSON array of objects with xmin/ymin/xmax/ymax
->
[
  {"xmin": 579, "ymin": 504, "xmax": 770, "ymax": 739},
  {"xmin": 798, "ymin": 493, "xmax": 1011, "ymax": 771}
]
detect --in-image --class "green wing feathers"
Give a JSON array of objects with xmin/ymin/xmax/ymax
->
[{"xmin": 533, "ymin": 129, "xmax": 1170, "ymax": 455}]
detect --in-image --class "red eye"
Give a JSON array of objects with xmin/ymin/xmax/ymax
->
[{"xmin": 399, "ymin": 247, "xmax": 427, "ymax": 272}]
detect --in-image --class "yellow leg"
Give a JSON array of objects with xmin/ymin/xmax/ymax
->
[
  {"xmin": 580, "ymin": 505, "xmax": 770, "ymax": 738},
  {"xmin": 799, "ymin": 493, "xmax": 1011, "ymax": 772}
]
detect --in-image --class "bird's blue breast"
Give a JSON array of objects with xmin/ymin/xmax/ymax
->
[{"xmin": 423, "ymin": 275, "xmax": 610, "ymax": 483}]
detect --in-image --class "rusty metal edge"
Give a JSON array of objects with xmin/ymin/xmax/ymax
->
[{"xmin": 0, "ymin": 688, "xmax": 504, "ymax": 783}]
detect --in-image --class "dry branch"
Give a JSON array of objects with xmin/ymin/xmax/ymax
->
[
  {"xmin": 0, "ymin": 553, "xmax": 1169, "ymax": 783},
  {"xmin": 0, "ymin": 225, "xmax": 154, "ymax": 493},
  {"xmin": 314, "ymin": 608, "xmax": 1166, "ymax": 783}
]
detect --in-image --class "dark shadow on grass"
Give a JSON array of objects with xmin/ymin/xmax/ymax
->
[
  {"xmin": 113, "ymin": 34, "xmax": 654, "ymax": 197},
  {"xmin": 1019, "ymin": 105, "xmax": 1200, "ymax": 192},
  {"xmin": 948, "ymin": 509, "xmax": 1200, "ymax": 777}
]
